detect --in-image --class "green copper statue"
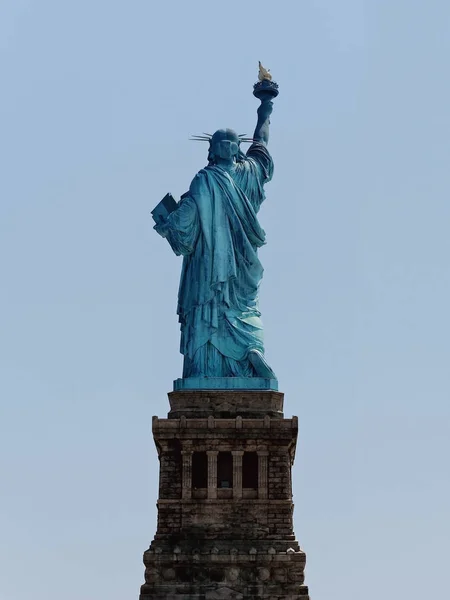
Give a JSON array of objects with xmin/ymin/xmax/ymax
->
[{"xmin": 153, "ymin": 64, "xmax": 279, "ymax": 390}]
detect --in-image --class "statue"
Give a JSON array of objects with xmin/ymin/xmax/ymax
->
[{"xmin": 153, "ymin": 64, "xmax": 279, "ymax": 388}]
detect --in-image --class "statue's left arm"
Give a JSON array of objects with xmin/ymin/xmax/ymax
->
[{"xmin": 154, "ymin": 195, "xmax": 200, "ymax": 256}]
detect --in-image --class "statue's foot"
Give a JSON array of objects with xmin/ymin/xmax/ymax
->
[{"xmin": 248, "ymin": 349, "xmax": 276, "ymax": 379}]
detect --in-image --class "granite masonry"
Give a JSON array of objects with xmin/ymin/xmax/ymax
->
[{"xmin": 139, "ymin": 390, "xmax": 310, "ymax": 600}]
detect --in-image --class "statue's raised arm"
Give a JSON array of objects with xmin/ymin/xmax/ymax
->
[{"xmin": 252, "ymin": 61, "xmax": 279, "ymax": 146}]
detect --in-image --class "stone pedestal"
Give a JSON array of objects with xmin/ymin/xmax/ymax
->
[{"xmin": 139, "ymin": 390, "xmax": 310, "ymax": 600}]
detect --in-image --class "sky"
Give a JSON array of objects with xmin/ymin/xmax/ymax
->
[{"xmin": 0, "ymin": 1, "xmax": 449, "ymax": 599}]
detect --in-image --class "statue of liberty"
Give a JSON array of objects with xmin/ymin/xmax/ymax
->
[{"xmin": 153, "ymin": 64, "xmax": 279, "ymax": 387}]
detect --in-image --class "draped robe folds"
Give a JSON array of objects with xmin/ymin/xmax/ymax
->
[{"xmin": 160, "ymin": 143, "xmax": 274, "ymax": 378}]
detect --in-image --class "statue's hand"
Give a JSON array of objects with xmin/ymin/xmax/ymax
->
[{"xmin": 257, "ymin": 99, "xmax": 274, "ymax": 119}]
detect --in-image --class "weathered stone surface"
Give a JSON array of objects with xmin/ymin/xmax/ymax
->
[
  {"xmin": 139, "ymin": 390, "xmax": 310, "ymax": 599},
  {"xmin": 168, "ymin": 390, "xmax": 285, "ymax": 419}
]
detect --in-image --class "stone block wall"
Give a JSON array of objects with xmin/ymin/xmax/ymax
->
[{"xmin": 139, "ymin": 390, "xmax": 310, "ymax": 600}]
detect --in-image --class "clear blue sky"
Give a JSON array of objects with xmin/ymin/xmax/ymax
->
[{"xmin": 1, "ymin": 1, "xmax": 449, "ymax": 598}]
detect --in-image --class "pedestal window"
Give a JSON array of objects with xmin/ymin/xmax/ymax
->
[
  {"xmin": 217, "ymin": 451, "xmax": 233, "ymax": 488},
  {"xmin": 242, "ymin": 451, "xmax": 258, "ymax": 489},
  {"xmin": 191, "ymin": 451, "xmax": 207, "ymax": 498}
]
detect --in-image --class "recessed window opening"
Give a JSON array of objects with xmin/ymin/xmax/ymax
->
[
  {"xmin": 192, "ymin": 451, "xmax": 208, "ymax": 488},
  {"xmin": 217, "ymin": 451, "xmax": 233, "ymax": 488},
  {"xmin": 243, "ymin": 452, "xmax": 258, "ymax": 488}
]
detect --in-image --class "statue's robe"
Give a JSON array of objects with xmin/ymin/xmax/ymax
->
[{"xmin": 161, "ymin": 143, "xmax": 274, "ymax": 378}]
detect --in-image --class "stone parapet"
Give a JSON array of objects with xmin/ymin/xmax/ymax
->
[
  {"xmin": 167, "ymin": 389, "xmax": 284, "ymax": 419},
  {"xmin": 154, "ymin": 415, "xmax": 297, "ymax": 437}
]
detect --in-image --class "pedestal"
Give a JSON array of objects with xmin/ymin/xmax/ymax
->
[{"xmin": 138, "ymin": 390, "xmax": 310, "ymax": 600}]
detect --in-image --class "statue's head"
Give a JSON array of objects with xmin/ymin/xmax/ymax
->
[{"xmin": 209, "ymin": 128, "xmax": 240, "ymax": 163}]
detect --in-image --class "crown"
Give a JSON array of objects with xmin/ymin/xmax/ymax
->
[{"xmin": 190, "ymin": 133, "xmax": 255, "ymax": 143}]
